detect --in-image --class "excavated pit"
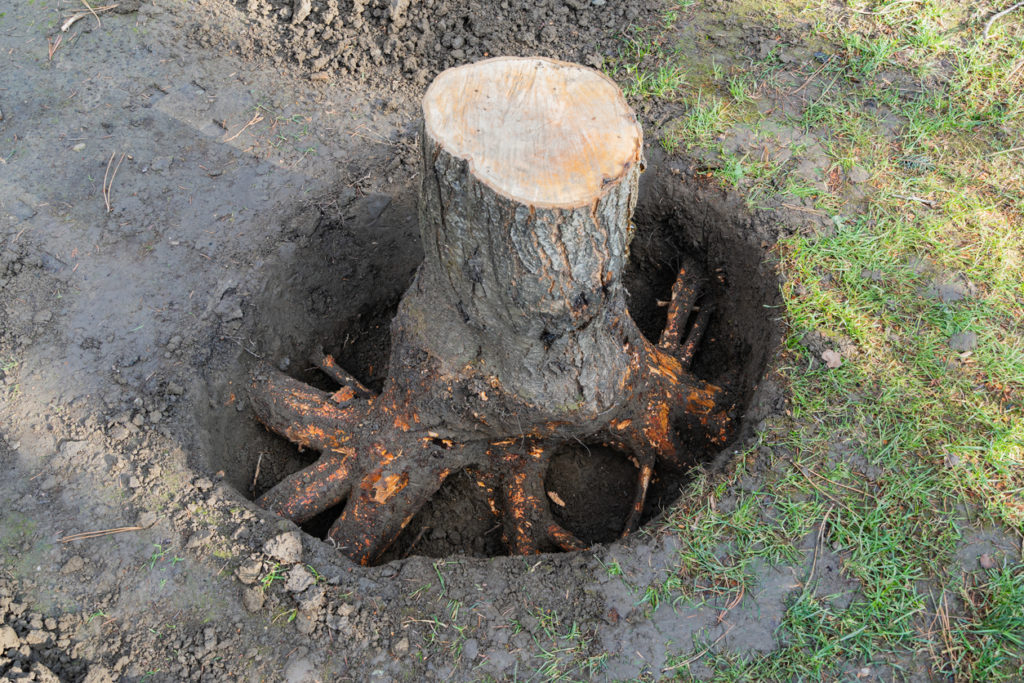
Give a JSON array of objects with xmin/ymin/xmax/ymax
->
[{"xmin": 197, "ymin": 154, "xmax": 782, "ymax": 563}]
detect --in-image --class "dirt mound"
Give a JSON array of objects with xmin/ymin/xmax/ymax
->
[{"xmin": 202, "ymin": 0, "xmax": 659, "ymax": 85}]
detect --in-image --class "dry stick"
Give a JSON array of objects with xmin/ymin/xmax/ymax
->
[
  {"xmin": 661, "ymin": 625, "xmax": 735, "ymax": 672},
  {"xmin": 983, "ymin": 0, "xmax": 1024, "ymax": 39},
  {"xmin": 60, "ymin": 524, "xmax": 152, "ymax": 542}
]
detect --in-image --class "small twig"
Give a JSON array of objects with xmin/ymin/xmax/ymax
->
[
  {"xmin": 250, "ymin": 452, "xmax": 264, "ymax": 496},
  {"xmin": 60, "ymin": 523, "xmax": 152, "ymax": 542},
  {"xmin": 983, "ymin": 1, "xmax": 1024, "ymax": 39},
  {"xmin": 661, "ymin": 625, "xmax": 735, "ymax": 672},
  {"xmin": 223, "ymin": 112, "xmax": 264, "ymax": 142},
  {"xmin": 81, "ymin": 0, "xmax": 102, "ymax": 28},
  {"xmin": 789, "ymin": 58, "xmax": 832, "ymax": 96}
]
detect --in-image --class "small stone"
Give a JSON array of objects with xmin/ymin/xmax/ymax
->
[
  {"xmin": 821, "ymin": 349, "xmax": 842, "ymax": 369},
  {"xmin": 391, "ymin": 637, "xmax": 409, "ymax": 655},
  {"xmin": 285, "ymin": 565, "xmax": 315, "ymax": 593},
  {"xmin": 462, "ymin": 637, "xmax": 478, "ymax": 660},
  {"xmin": 264, "ymin": 532, "xmax": 303, "ymax": 563},
  {"xmin": 132, "ymin": 413, "xmax": 146, "ymax": 427},
  {"xmin": 137, "ymin": 511, "xmax": 157, "ymax": 528},
  {"xmin": 948, "ymin": 331, "xmax": 977, "ymax": 352},
  {"xmin": 72, "ymin": 142, "xmax": 86, "ymax": 152},
  {"xmin": 167, "ymin": 382, "xmax": 184, "ymax": 396},
  {"xmin": 979, "ymin": 553, "xmax": 996, "ymax": 569},
  {"xmin": 33, "ymin": 310, "xmax": 52, "ymax": 325},
  {"xmin": 236, "ymin": 558, "xmax": 263, "ymax": 585},
  {"xmin": 242, "ymin": 586, "xmax": 265, "ymax": 612},
  {"xmin": 149, "ymin": 410, "xmax": 162, "ymax": 423},
  {"xmin": 847, "ymin": 166, "xmax": 870, "ymax": 183}
]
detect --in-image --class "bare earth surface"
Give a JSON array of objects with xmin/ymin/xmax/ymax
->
[{"xmin": 2, "ymin": 0, "xmax": 1017, "ymax": 681}]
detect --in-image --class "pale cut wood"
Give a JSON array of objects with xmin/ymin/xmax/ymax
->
[{"xmin": 423, "ymin": 56, "xmax": 643, "ymax": 208}]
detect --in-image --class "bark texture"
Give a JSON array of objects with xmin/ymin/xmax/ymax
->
[{"xmin": 250, "ymin": 57, "xmax": 732, "ymax": 564}]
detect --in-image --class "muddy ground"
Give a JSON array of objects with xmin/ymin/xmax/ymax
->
[{"xmin": 0, "ymin": 0, "xmax": 957, "ymax": 680}]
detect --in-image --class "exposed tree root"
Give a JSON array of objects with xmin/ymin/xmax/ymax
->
[{"xmin": 250, "ymin": 264, "xmax": 732, "ymax": 565}]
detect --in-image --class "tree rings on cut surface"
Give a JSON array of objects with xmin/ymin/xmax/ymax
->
[{"xmin": 422, "ymin": 56, "xmax": 643, "ymax": 208}]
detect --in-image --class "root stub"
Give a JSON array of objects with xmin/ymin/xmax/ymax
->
[{"xmin": 248, "ymin": 57, "xmax": 735, "ymax": 565}]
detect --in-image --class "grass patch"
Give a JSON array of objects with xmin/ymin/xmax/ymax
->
[{"xmin": 637, "ymin": 0, "xmax": 1023, "ymax": 678}]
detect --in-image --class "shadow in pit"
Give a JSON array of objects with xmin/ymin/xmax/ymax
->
[{"xmin": 198, "ymin": 153, "xmax": 783, "ymax": 563}]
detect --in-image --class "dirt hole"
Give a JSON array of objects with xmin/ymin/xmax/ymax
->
[{"xmin": 197, "ymin": 156, "xmax": 782, "ymax": 563}]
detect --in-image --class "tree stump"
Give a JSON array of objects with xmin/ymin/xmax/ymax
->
[{"xmin": 250, "ymin": 57, "xmax": 732, "ymax": 565}]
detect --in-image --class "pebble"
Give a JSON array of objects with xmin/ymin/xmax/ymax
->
[
  {"xmin": 32, "ymin": 310, "xmax": 52, "ymax": 325},
  {"xmin": 391, "ymin": 636, "xmax": 409, "ymax": 655},
  {"xmin": 979, "ymin": 553, "xmax": 996, "ymax": 569},
  {"xmin": 72, "ymin": 142, "xmax": 86, "ymax": 152}
]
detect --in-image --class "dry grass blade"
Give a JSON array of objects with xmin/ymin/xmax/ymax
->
[
  {"xmin": 103, "ymin": 151, "xmax": 126, "ymax": 212},
  {"xmin": 223, "ymin": 112, "xmax": 264, "ymax": 142},
  {"xmin": 47, "ymin": 34, "xmax": 62, "ymax": 61},
  {"xmin": 60, "ymin": 524, "xmax": 151, "ymax": 542}
]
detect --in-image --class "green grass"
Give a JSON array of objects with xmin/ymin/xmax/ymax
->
[{"xmin": 614, "ymin": 0, "xmax": 1024, "ymax": 679}]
